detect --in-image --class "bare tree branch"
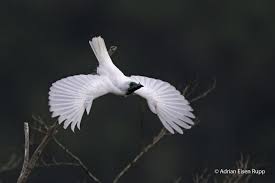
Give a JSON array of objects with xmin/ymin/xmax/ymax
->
[
  {"xmin": 17, "ymin": 122, "xmax": 58, "ymax": 183},
  {"xmin": 30, "ymin": 116, "xmax": 102, "ymax": 182},
  {"xmin": 17, "ymin": 123, "xmax": 30, "ymax": 183},
  {"xmin": 53, "ymin": 137, "xmax": 102, "ymax": 183},
  {"xmin": 113, "ymin": 128, "xmax": 167, "ymax": 183}
]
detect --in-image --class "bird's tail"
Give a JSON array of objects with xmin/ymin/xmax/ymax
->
[{"xmin": 89, "ymin": 36, "xmax": 112, "ymax": 66}]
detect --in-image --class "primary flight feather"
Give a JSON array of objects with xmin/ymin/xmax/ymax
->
[{"xmin": 49, "ymin": 36, "xmax": 195, "ymax": 134}]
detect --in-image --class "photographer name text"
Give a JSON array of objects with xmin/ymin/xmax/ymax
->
[{"xmin": 214, "ymin": 168, "xmax": 265, "ymax": 175}]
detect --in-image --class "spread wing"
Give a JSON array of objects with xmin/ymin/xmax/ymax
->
[
  {"xmin": 49, "ymin": 74, "xmax": 111, "ymax": 131},
  {"xmin": 131, "ymin": 75, "xmax": 195, "ymax": 134}
]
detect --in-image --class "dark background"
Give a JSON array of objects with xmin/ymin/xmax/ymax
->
[{"xmin": 0, "ymin": 0, "xmax": 274, "ymax": 182}]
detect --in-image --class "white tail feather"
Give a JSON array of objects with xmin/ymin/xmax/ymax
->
[{"xmin": 89, "ymin": 36, "xmax": 111, "ymax": 65}]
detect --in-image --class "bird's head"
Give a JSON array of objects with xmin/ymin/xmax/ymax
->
[{"xmin": 125, "ymin": 81, "xmax": 143, "ymax": 95}]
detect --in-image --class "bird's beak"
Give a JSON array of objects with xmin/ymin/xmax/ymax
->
[{"xmin": 137, "ymin": 83, "xmax": 144, "ymax": 88}]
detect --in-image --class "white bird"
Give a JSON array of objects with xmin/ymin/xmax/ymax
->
[{"xmin": 49, "ymin": 36, "xmax": 195, "ymax": 134}]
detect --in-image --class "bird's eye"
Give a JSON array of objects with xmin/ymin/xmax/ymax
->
[{"xmin": 129, "ymin": 82, "xmax": 135, "ymax": 87}]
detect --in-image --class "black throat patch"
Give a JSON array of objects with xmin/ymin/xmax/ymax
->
[{"xmin": 126, "ymin": 83, "xmax": 143, "ymax": 95}]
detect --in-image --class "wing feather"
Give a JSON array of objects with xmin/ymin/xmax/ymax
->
[
  {"xmin": 158, "ymin": 108, "xmax": 184, "ymax": 134},
  {"xmin": 49, "ymin": 74, "xmax": 110, "ymax": 131},
  {"xmin": 158, "ymin": 114, "xmax": 175, "ymax": 134},
  {"xmin": 131, "ymin": 75, "xmax": 195, "ymax": 134}
]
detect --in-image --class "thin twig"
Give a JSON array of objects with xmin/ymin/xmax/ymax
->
[
  {"xmin": 0, "ymin": 153, "xmax": 22, "ymax": 173},
  {"xmin": 223, "ymin": 154, "xmax": 252, "ymax": 183},
  {"xmin": 182, "ymin": 84, "xmax": 190, "ymax": 96},
  {"xmin": 186, "ymin": 78, "xmax": 199, "ymax": 98},
  {"xmin": 53, "ymin": 137, "xmax": 102, "ymax": 183},
  {"xmin": 36, "ymin": 161, "xmax": 80, "ymax": 168},
  {"xmin": 30, "ymin": 126, "xmax": 46, "ymax": 134},
  {"xmin": 32, "ymin": 117, "xmax": 102, "ymax": 182},
  {"xmin": 193, "ymin": 169, "xmax": 210, "ymax": 183},
  {"xmin": 108, "ymin": 46, "xmax": 117, "ymax": 56},
  {"xmin": 32, "ymin": 115, "xmax": 48, "ymax": 130},
  {"xmin": 113, "ymin": 128, "xmax": 167, "ymax": 183},
  {"xmin": 17, "ymin": 123, "xmax": 30, "ymax": 183},
  {"xmin": 174, "ymin": 177, "xmax": 182, "ymax": 183},
  {"xmin": 190, "ymin": 79, "xmax": 216, "ymax": 103}
]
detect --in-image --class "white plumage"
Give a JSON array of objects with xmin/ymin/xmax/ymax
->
[{"xmin": 49, "ymin": 36, "xmax": 195, "ymax": 134}]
